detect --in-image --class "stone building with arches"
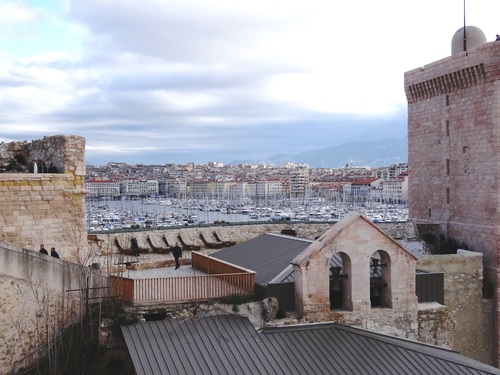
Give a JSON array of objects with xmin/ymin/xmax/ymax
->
[
  {"xmin": 211, "ymin": 210, "xmax": 491, "ymax": 363},
  {"xmin": 292, "ymin": 212, "xmax": 420, "ymax": 338}
]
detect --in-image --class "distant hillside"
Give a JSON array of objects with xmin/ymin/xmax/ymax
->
[{"xmin": 231, "ymin": 137, "xmax": 408, "ymax": 168}]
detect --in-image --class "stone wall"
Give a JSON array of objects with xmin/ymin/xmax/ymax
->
[
  {"xmin": 417, "ymin": 303, "xmax": 453, "ymax": 348},
  {"xmin": 90, "ymin": 221, "xmax": 417, "ymax": 256},
  {"xmin": 405, "ymin": 41, "xmax": 500, "ymax": 366},
  {"xmin": 417, "ymin": 251, "xmax": 494, "ymax": 365},
  {"xmin": 405, "ymin": 42, "xmax": 500, "ymax": 270},
  {"xmin": 0, "ymin": 135, "xmax": 87, "ymax": 262},
  {"xmin": 0, "ymin": 241, "xmax": 109, "ymax": 374}
]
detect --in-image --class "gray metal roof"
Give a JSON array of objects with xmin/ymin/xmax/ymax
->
[
  {"xmin": 210, "ymin": 233, "xmax": 384, "ymax": 285},
  {"xmin": 210, "ymin": 233, "xmax": 313, "ymax": 286},
  {"xmin": 122, "ymin": 314, "xmax": 500, "ymax": 375},
  {"xmin": 121, "ymin": 315, "xmax": 278, "ymax": 375}
]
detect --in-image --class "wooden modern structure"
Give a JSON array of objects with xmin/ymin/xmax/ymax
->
[{"xmin": 111, "ymin": 252, "xmax": 255, "ymax": 306}]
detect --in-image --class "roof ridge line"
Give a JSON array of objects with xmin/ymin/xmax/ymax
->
[{"xmin": 266, "ymin": 232, "xmax": 314, "ymax": 243}]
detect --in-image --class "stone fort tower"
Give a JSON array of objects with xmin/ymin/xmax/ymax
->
[
  {"xmin": 404, "ymin": 27, "xmax": 500, "ymax": 365},
  {"xmin": 0, "ymin": 135, "xmax": 87, "ymax": 262}
]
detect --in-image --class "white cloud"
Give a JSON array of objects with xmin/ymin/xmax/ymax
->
[
  {"xmin": 0, "ymin": 2, "xmax": 38, "ymax": 31},
  {"xmin": 1, "ymin": 0, "xmax": 499, "ymax": 164}
]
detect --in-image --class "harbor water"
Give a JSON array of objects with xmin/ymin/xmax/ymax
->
[{"xmin": 86, "ymin": 198, "xmax": 272, "ymax": 231}]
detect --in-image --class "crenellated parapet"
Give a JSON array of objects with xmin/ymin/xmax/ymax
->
[{"xmin": 406, "ymin": 63, "xmax": 486, "ymax": 102}]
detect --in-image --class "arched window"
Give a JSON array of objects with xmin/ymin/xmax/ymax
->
[
  {"xmin": 329, "ymin": 252, "xmax": 352, "ymax": 311},
  {"xmin": 369, "ymin": 250, "xmax": 391, "ymax": 308}
]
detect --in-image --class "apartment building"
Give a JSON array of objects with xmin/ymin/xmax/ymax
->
[
  {"xmin": 85, "ymin": 179, "xmax": 120, "ymax": 197},
  {"xmin": 290, "ymin": 167, "xmax": 310, "ymax": 198}
]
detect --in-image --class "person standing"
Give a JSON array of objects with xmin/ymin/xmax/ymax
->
[
  {"xmin": 172, "ymin": 242, "xmax": 182, "ymax": 269},
  {"xmin": 50, "ymin": 247, "xmax": 60, "ymax": 259},
  {"xmin": 39, "ymin": 244, "xmax": 48, "ymax": 255},
  {"xmin": 131, "ymin": 236, "xmax": 140, "ymax": 257}
]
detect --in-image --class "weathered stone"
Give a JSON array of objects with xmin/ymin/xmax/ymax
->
[{"xmin": 0, "ymin": 136, "xmax": 87, "ymax": 262}]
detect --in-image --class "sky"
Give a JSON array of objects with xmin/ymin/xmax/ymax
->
[{"xmin": 1, "ymin": 0, "xmax": 499, "ymax": 166}]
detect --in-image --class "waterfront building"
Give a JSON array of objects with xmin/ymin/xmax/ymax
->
[
  {"xmin": 378, "ymin": 163, "xmax": 408, "ymax": 180},
  {"xmin": 289, "ymin": 167, "xmax": 310, "ymax": 199},
  {"xmin": 165, "ymin": 178, "xmax": 187, "ymax": 198},
  {"xmin": 228, "ymin": 181, "xmax": 248, "ymax": 200},
  {"xmin": 381, "ymin": 174, "xmax": 408, "ymax": 204},
  {"xmin": 255, "ymin": 179, "xmax": 284, "ymax": 200},
  {"xmin": 189, "ymin": 180, "xmax": 211, "ymax": 199},
  {"xmin": 83, "ymin": 161, "xmax": 417, "ymax": 206},
  {"xmin": 85, "ymin": 179, "xmax": 121, "ymax": 197},
  {"xmin": 211, "ymin": 181, "xmax": 229, "ymax": 199},
  {"xmin": 146, "ymin": 180, "xmax": 159, "ymax": 195},
  {"xmin": 342, "ymin": 178, "xmax": 382, "ymax": 204},
  {"xmin": 119, "ymin": 179, "xmax": 158, "ymax": 196}
]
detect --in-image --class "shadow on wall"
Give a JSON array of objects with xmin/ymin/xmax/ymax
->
[{"xmin": 416, "ymin": 224, "xmax": 468, "ymax": 254}]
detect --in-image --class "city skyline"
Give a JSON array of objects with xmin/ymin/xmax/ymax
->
[{"xmin": 1, "ymin": 0, "xmax": 499, "ymax": 165}]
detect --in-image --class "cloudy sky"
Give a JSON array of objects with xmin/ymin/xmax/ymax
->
[{"xmin": 1, "ymin": 0, "xmax": 499, "ymax": 165}]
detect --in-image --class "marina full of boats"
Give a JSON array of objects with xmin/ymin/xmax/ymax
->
[{"xmin": 86, "ymin": 197, "xmax": 408, "ymax": 232}]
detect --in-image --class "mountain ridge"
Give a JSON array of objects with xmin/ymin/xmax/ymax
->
[{"xmin": 230, "ymin": 137, "xmax": 408, "ymax": 168}]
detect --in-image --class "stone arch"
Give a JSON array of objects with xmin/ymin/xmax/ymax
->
[
  {"xmin": 329, "ymin": 251, "xmax": 352, "ymax": 311},
  {"xmin": 369, "ymin": 249, "xmax": 392, "ymax": 308}
]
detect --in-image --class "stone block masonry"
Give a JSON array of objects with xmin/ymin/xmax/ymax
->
[
  {"xmin": 405, "ymin": 39, "xmax": 500, "ymax": 367},
  {"xmin": 417, "ymin": 251, "xmax": 495, "ymax": 366},
  {"xmin": 91, "ymin": 221, "xmax": 416, "ymax": 256},
  {"xmin": 0, "ymin": 135, "xmax": 87, "ymax": 262},
  {"xmin": 0, "ymin": 241, "xmax": 109, "ymax": 374}
]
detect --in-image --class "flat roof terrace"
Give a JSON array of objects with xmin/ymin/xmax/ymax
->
[{"xmin": 111, "ymin": 252, "xmax": 255, "ymax": 306}]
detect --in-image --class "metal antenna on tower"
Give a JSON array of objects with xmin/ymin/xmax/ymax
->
[{"xmin": 463, "ymin": 0, "xmax": 467, "ymax": 51}]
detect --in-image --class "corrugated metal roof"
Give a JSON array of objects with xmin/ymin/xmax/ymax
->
[
  {"xmin": 210, "ymin": 232, "xmax": 382, "ymax": 285},
  {"xmin": 122, "ymin": 315, "xmax": 500, "ymax": 375},
  {"xmin": 210, "ymin": 233, "xmax": 312, "ymax": 286},
  {"xmin": 121, "ymin": 315, "xmax": 278, "ymax": 375}
]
